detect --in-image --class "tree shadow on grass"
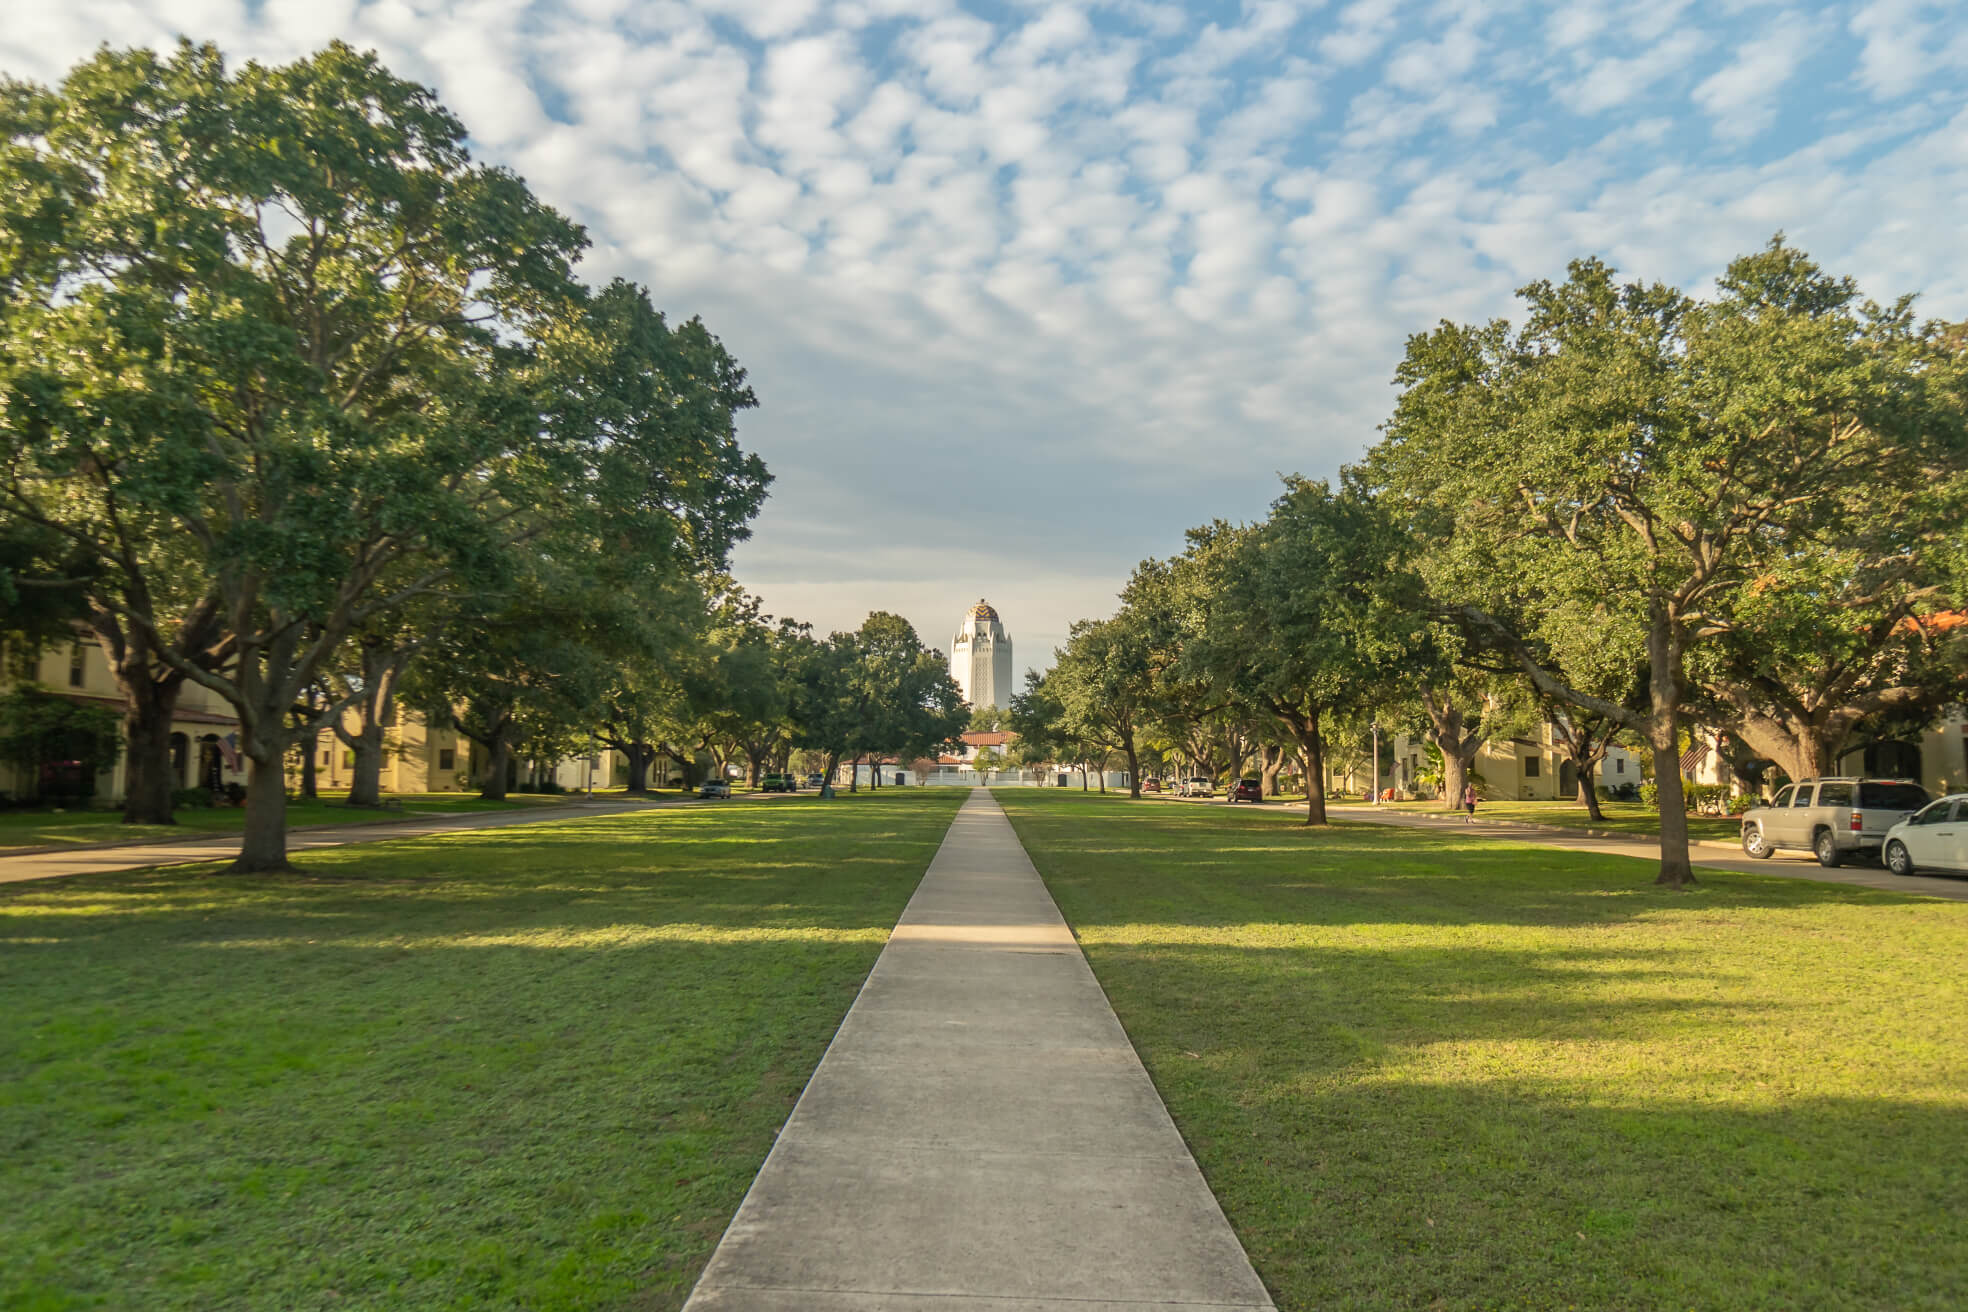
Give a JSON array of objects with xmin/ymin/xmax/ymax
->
[
  {"xmin": 1083, "ymin": 935, "xmax": 1967, "ymax": 1311},
  {"xmin": 998, "ymin": 791, "xmax": 1968, "ymax": 1308},
  {"xmin": 0, "ymin": 794, "xmax": 968, "ymax": 947},
  {"xmin": 999, "ymin": 793, "xmax": 1947, "ymax": 931},
  {"xmin": 0, "ymin": 796, "xmax": 957, "ymax": 1312}
]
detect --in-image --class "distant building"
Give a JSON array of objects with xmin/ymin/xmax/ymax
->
[{"xmin": 951, "ymin": 599, "xmax": 1014, "ymax": 710}]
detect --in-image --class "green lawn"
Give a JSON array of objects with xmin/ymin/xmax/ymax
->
[
  {"xmin": 0, "ymin": 791, "xmax": 579, "ymax": 853},
  {"xmin": 1, "ymin": 789, "xmax": 965, "ymax": 1311},
  {"xmin": 1333, "ymin": 796, "xmax": 1745, "ymax": 842},
  {"xmin": 996, "ymin": 789, "xmax": 1968, "ymax": 1312}
]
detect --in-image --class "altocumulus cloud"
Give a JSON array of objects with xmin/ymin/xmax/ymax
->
[{"xmin": 5, "ymin": 0, "xmax": 1967, "ymax": 667}]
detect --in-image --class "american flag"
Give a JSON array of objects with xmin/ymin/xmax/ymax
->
[{"xmin": 1679, "ymin": 742, "xmax": 1709, "ymax": 775}]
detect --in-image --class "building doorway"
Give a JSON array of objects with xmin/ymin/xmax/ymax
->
[{"xmin": 198, "ymin": 735, "xmax": 224, "ymax": 790}]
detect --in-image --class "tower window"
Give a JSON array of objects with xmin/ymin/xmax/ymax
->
[{"xmin": 68, "ymin": 643, "xmax": 86, "ymax": 687}]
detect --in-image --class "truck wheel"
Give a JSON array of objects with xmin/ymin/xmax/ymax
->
[
  {"xmin": 1741, "ymin": 826, "xmax": 1771, "ymax": 859},
  {"xmin": 1813, "ymin": 830, "xmax": 1842, "ymax": 868}
]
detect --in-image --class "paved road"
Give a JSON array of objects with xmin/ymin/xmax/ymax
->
[
  {"xmin": 0, "ymin": 797, "xmax": 680, "ymax": 886},
  {"xmin": 683, "ymin": 789, "xmax": 1274, "ymax": 1312},
  {"xmin": 1319, "ymin": 802, "xmax": 1968, "ymax": 902}
]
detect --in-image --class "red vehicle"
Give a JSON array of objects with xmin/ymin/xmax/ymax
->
[{"xmin": 1229, "ymin": 778, "xmax": 1263, "ymax": 803}]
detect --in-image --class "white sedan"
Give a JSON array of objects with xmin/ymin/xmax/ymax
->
[{"xmin": 1882, "ymin": 794, "xmax": 1968, "ymax": 876}]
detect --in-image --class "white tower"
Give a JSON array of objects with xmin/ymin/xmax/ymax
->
[{"xmin": 951, "ymin": 599, "xmax": 1014, "ymax": 709}]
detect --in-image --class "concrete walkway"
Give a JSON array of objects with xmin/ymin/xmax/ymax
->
[
  {"xmin": 683, "ymin": 790, "xmax": 1274, "ymax": 1311},
  {"xmin": 1324, "ymin": 803, "xmax": 1968, "ymax": 902},
  {"xmin": 0, "ymin": 797, "xmax": 673, "ymax": 885}
]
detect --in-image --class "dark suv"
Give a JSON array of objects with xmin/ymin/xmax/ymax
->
[
  {"xmin": 1740, "ymin": 777, "xmax": 1931, "ymax": 866},
  {"xmin": 1229, "ymin": 778, "xmax": 1263, "ymax": 803}
]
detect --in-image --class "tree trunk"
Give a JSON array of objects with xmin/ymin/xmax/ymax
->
[
  {"xmin": 1126, "ymin": 742, "xmax": 1141, "ymax": 799},
  {"xmin": 849, "ymin": 753, "xmax": 861, "ymax": 792},
  {"xmin": 298, "ymin": 725, "xmax": 319, "ymax": 799},
  {"xmin": 1422, "ymin": 688, "xmax": 1488, "ymax": 808},
  {"xmin": 1575, "ymin": 756, "xmax": 1604, "ymax": 820},
  {"xmin": 1080, "ymin": 762, "xmax": 1090, "ymax": 791},
  {"xmin": 624, "ymin": 743, "xmax": 653, "ymax": 793},
  {"xmin": 1260, "ymin": 743, "xmax": 1283, "ymax": 798},
  {"xmin": 479, "ymin": 727, "xmax": 511, "ymax": 801},
  {"xmin": 232, "ymin": 750, "xmax": 293, "ymax": 873},
  {"xmin": 1646, "ymin": 620, "xmax": 1695, "ymax": 889},
  {"xmin": 120, "ymin": 680, "xmax": 183, "ymax": 825},
  {"xmin": 1440, "ymin": 752, "xmax": 1470, "ymax": 813},
  {"xmin": 347, "ymin": 723, "xmax": 385, "ymax": 807},
  {"xmin": 1297, "ymin": 718, "xmax": 1329, "ymax": 825},
  {"xmin": 1651, "ymin": 738, "xmax": 1694, "ymax": 888}
]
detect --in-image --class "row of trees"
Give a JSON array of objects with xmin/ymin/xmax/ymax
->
[
  {"xmin": 0, "ymin": 42, "xmax": 968, "ymax": 870},
  {"xmin": 1017, "ymin": 240, "xmax": 1968, "ymax": 887}
]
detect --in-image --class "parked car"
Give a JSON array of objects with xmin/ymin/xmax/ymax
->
[
  {"xmin": 1739, "ymin": 777, "xmax": 1931, "ymax": 867},
  {"xmin": 805, "ymin": 773, "xmax": 825, "ymax": 788},
  {"xmin": 1229, "ymin": 778, "xmax": 1263, "ymax": 803},
  {"xmin": 1179, "ymin": 777, "xmax": 1214, "ymax": 797},
  {"xmin": 1141, "ymin": 778, "xmax": 1163, "ymax": 793},
  {"xmin": 759, "ymin": 774, "xmax": 795, "ymax": 792},
  {"xmin": 698, "ymin": 779, "xmax": 731, "ymax": 799},
  {"xmin": 1882, "ymin": 794, "xmax": 1968, "ymax": 877}
]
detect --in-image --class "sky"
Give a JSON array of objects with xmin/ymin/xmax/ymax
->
[{"xmin": 7, "ymin": 0, "xmax": 1967, "ymax": 676}]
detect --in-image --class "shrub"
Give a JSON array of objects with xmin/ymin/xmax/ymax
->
[
  {"xmin": 0, "ymin": 687, "xmax": 122, "ymax": 804},
  {"xmin": 1639, "ymin": 781, "xmax": 1659, "ymax": 811},
  {"xmin": 171, "ymin": 787, "xmax": 212, "ymax": 809}
]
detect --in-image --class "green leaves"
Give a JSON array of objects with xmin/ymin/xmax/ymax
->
[{"xmin": 0, "ymin": 42, "xmax": 768, "ymax": 863}]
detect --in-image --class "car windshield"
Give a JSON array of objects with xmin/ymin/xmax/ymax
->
[{"xmin": 1860, "ymin": 782, "xmax": 1930, "ymax": 810}]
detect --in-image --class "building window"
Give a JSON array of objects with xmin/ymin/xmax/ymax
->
[
  {"xmin": 321, "ymin": 750, "xmax": 330, "ymax": 766},
  {"xmin": 1616, "ymin": 759, "xmax": 1625, "ymax": 774},
  {"xmin": 1523, "ymin": 756, "xmax": 1540, "ymax": 778},
  {"xmin": 439, "ymin": 748, "xmax": 455, "ymax": 770},
  {"xmin": 342, "ymin": 750, "xmax": 354, "ymax": 768},
  {"xmin": 68, "ymin": 643, "xmax": 86, "ymax": 687}
]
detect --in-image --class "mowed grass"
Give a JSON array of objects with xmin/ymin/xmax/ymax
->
[
  {"xmin": 1353, "ymin": 797, "xmax": 1744, "ymax": 842},
  {"xmin": 995, "ymin": 789, "xmax": 1968, "ymax": 1312},
  {"xmin": 0, "ymin": 792, "xmax": 567, "ymax": 853},
  {"xmin": 2, "ymin": 789, "xmax": 965, "ymax": 1311}
]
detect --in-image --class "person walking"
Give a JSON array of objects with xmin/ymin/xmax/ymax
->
[{"xmin": 1462, "ymin": 781, "xmax": 1478, "ymax": 823}]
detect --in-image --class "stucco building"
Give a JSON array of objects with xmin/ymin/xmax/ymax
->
[{"xmin": 0, "ymin": 630, "xmax": 248, "ymax": 802}]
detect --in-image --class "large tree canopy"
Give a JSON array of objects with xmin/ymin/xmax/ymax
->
[
  {"xmin": 0, "ymin": 42, "xmax": 765, "ymax": 867},
  {"xmin": 1368, "ymin": 239, "xmax": 1967, "ymax": 885}
]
